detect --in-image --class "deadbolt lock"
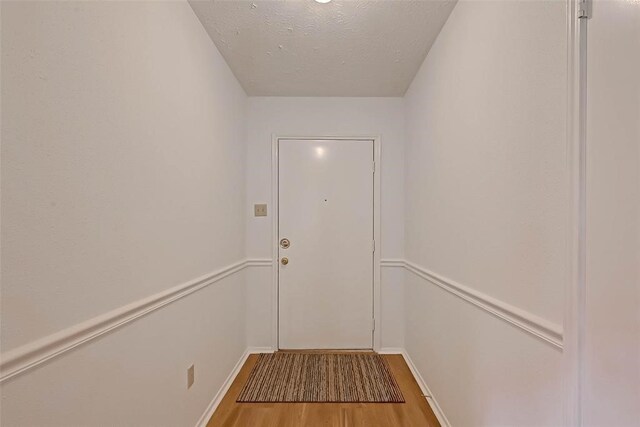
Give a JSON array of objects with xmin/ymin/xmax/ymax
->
[
  {"xmin": 280, "ymin": 238, "xmax": 290, "ymax": 249},
  {"xmin": 281, "ymin": 257, "xmax": 289, "ymax": 265}
]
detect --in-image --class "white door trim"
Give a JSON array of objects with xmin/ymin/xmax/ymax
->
[
  {"xmin": 271, "ymin": 135, "xmax": 382, "ymax": 351},
  {"xmin": 564, "ymin": 0, "xmax": 588, "ymax": 425}
]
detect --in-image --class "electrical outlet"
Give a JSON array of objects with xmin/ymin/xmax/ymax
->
[
  {"xmin": 254, "ymin": 203, "xmax": 267, "ymax": 217},
  {"xmin": 187, "ymin": 364, "xmax": 195, "ymax": 389}
]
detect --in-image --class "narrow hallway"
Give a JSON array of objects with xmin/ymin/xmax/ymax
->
[{"xmin": 1, "ymin": 1, "xmax": 638, "ymax": 426}]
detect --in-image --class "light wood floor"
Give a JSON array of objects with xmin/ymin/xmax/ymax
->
[{"xmin": 206, "ymin": 353, "xmax": 440, "ymax": 427}]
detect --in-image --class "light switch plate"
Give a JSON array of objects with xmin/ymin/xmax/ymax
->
[{"xmin": 254, "ymin": 203, "xmax": 267, "ymax": 217}]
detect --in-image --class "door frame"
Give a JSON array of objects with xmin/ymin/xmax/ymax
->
[
  {"xmin": 564, "ymin": 0, "xmax": 588, "ymax": 424},
  {"xmin": 270, "ymin": 135, "xmax": 382, "ymax": 351}
]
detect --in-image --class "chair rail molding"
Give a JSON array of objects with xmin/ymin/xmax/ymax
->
[
  {"xmin": 245, "ymin": 258, "xmax": 272, "ymax": 267},
  {"xmin": 381, "ymin": 258, "xmax": 563, "ymax": 349},
  {"xmin": 0, "ymin": 259, "xmax": 267, "ymax": 383},
  {"xmin": 380, "ymin": 259, "xmax": 406, "ymax": 268}
]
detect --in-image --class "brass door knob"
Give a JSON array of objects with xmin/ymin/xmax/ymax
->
[
  {"xmin": 281, "ymin": 257, "xmax": 289, "ymax": 265},
  {"xmin": 280, "ymin": 238, "xmax": 290, "ymax": 249}
]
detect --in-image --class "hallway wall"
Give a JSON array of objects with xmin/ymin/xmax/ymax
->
[
  {"xmin": 584, "ymin": 1, "xmax": 640, "ymax": 425},
  {"xmin": 1, "ymin": 1, "xmax": 248, "ymax": 425},
  {"xmin": 403, "ymin": 1, "xmax": 568, "ymax": 425},
  {"xmin": 244, "ymin": 97, "xmax": 406, "ymax": 350}
]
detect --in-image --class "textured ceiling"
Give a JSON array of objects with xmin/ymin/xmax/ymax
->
[{"xmin": 189, "ymin": 0, "xmax": 457, "ymax": 96}]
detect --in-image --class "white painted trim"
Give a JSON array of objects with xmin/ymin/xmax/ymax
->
[
  {"xmin": 271, "ymin": 135, "xmax": 382, "ymax": 351},
  {"xmin": 372, "ymin": 136, "xmax": 382, "ymax": 352},
  {"xmin": 195, "ymin": 348, "xmax": 250, "ymax": 427},
  {"xmin": 564, "ymin": 0, "xmax": 587, "ymax": 424},
  {"xmin": 245, "ymin": 259, "xmax": 272, "ymax": 267},
  {"xmin": 271, "ymin": 134, "xmax": 280, "ymax": 351},
  {"xmin": 400, "ymin": 349, "xmax": 451, "ymax": 427},
  {"xmin": 252, "ymin": 258, "xmax": 405, "ymax": 268},
  {"xmin": 195, "ymin": 347, "xmax": 275, "ymax": 427},
  {"xmin": 380, "ymin": 259, "xmax": 406, "ymax": 268},
  {"xmin": 384, "ymin": 259, "xmax": 563, "ymax": 349},
  {"xmin": 377, "ymin": 347, "xmax": 404, "ymax": 354},
  {"xmin": 246, "ymin": 346, "xmax": 276, "ymax": 354},
  {"xmin": 0, "ymin": 259, "xmax": 256, "ymax": 383}
]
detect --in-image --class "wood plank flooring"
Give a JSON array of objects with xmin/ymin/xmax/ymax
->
[{"xmin": 206, "ymin": 353, "xmax": 440, "ymax": 427}]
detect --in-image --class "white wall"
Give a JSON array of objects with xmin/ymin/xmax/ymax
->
[
  {"xmin": 584, "ymin": 1, "xmax": 640, "ymax": 425},
  {"xmin": 244, "ymin": 97, "xmax": 405, "ymax": 350},
  {"xmin": 403, "ymin": 1, "xmax": 567, "ymax": 425},
  {"xmin": 1, "ymin": 1, "xmax": 247, "ymax": 425}
]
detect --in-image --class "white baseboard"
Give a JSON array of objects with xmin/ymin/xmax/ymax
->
[
  {"xmin": 377, "ymin": 347, "xmax": 404, "ymax": 354},
  {"xmin": 398, "ymin": 349, "xmax": 451, "ymax": 427},
  {"xmin": 195, "ymin": 347, "xmax": 275, "ymax": 427},
  {"xmin": 195, "ymin": 348, "xmax": 250, "ymax": 427},
  {"xmin": 246, "ymin": 346, "xmax": 276, "ymax": 354}
]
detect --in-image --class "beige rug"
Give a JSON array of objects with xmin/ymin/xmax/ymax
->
[{"xmin": 236, "ymin": 352, "xmax": 405, "ymax": 403}]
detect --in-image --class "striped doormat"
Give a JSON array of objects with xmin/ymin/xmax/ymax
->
[{"xmin": 236, "ymin": 352, "xmax": 405, "ymax": 403}]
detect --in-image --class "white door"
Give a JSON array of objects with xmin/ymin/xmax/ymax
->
[{"xmin": 278, "ymin": 139, "xmax": 374, "ymax": 349}]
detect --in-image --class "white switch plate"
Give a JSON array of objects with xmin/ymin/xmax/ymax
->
[{"xmin": 254, "ymin": 203, "xmax": 267, "ymax": 217}]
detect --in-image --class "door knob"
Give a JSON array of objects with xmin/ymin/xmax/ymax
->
[
  {"xmin": 280, "ymin": 238, "xmax": 290, "ymax": 249},
  {"xmin": 281, "ymin": 257, "xmax": 289, "ymax": 265}
]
